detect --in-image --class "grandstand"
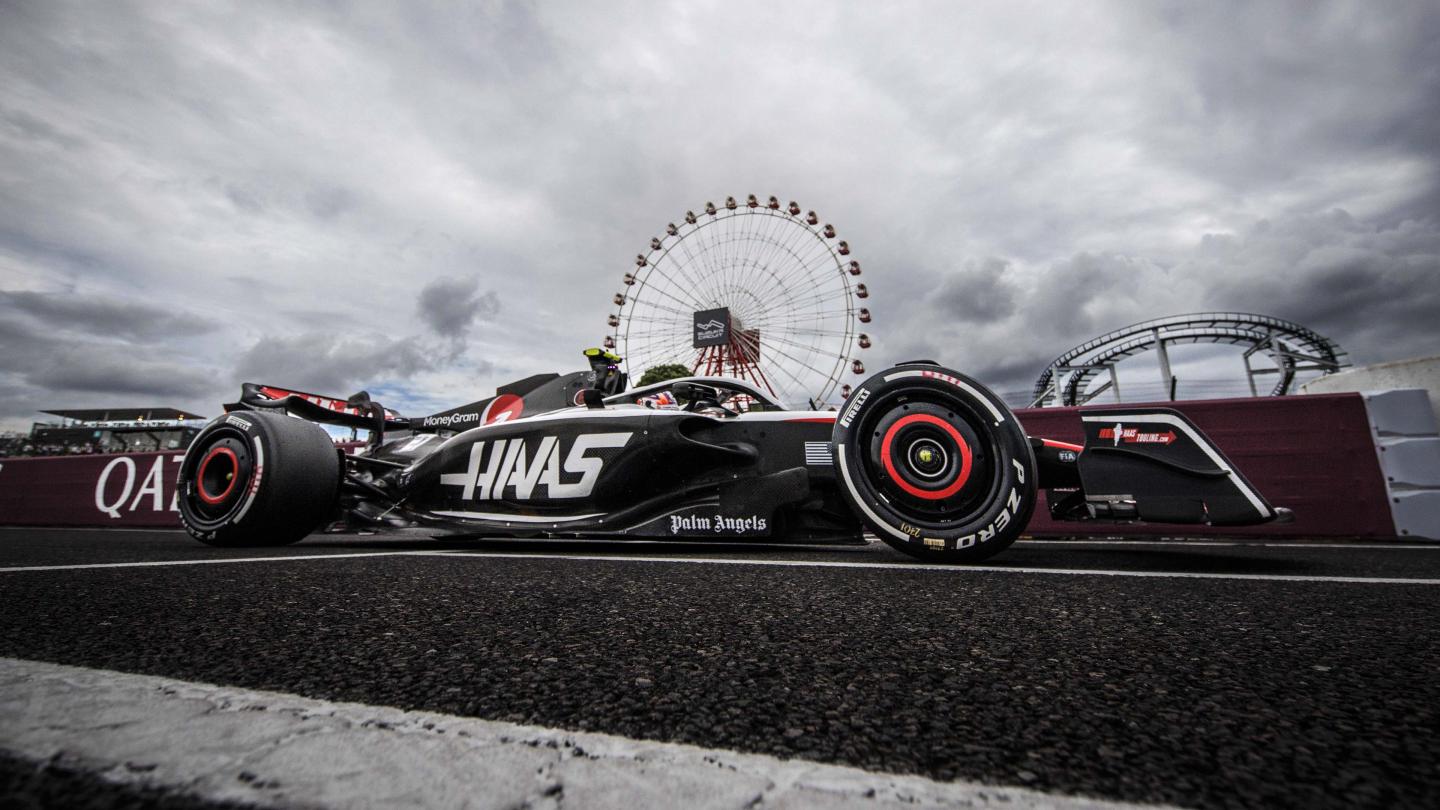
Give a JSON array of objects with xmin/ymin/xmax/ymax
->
[{"xmin": 0, "ymin": 407, "xmax": 206, "ymax": 458}]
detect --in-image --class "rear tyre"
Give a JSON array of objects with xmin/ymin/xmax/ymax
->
[
  {"xmin": 177, "ymin": 411, "xmax": 341, "ymax": 547},
  {"xmin": 831, "ymin": 363, "xmax": 1037, "ymax": 563}
]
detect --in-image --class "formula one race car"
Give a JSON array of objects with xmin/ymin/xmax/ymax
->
[{"xmin": 177, "ymin": 351, "xmax": 1289, "ymax": 563}]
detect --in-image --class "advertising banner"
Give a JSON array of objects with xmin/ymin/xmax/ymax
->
[{"xmin": 0, "ymin": 452, "xmax": 185, "ymax": 528}]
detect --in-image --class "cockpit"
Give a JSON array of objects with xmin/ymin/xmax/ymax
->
[
  {"xmin": 606, "ymin": 375, "xmax": 786, "ymax": 417},
  {"xmin": 581, "ymin": 347, "xmax": 787, "ymax": 417}
]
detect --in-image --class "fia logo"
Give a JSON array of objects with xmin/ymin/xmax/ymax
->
[{"xmin": 440, "ymin": 432, "xmax": 632, "ymax": 500}]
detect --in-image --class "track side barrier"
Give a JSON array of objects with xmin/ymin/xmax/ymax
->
[{"xmin": 0, "ymin": 451, "xmax": 186, "ymax": 527}]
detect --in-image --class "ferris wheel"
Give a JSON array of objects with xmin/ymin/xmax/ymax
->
[{"xmin": 605, "ymin": 195, "xmax": 873, "ymax": 408}]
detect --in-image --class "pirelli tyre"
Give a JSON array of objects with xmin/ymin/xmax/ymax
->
[
  {"xmin": 177, "ymin": 411, "xmax": 341, "ymax": 547},
  {"xmin": 831, "ymin": 363, "xmax": 1037, "ymax": 563}
]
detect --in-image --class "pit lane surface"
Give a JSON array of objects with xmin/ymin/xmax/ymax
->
[{"xmin": 2, "ymin": 527, "xmax": 1438, "ymax": 808}]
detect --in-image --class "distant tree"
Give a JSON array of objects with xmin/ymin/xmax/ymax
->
[{"xmin": 637, "ymin": 363, "xmax": 692, "ymax": 387}]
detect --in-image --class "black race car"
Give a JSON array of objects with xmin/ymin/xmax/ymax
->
[{"xmin": 177, "ymin": 351, "xmax": 1288, "ymax": 563}]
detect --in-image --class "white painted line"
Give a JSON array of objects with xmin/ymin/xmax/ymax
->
[
  {"xmin": 0, "ymin": 657, "xmax": 1167, "ymax": 810},
  {"xmin": 0, "ymin": 525, "xmax": 188, "ymax": 533},
  {"xmin": 4, "ymin": 526, "xmax": 1431, "ymax": 550},
  {"xmin": 2, "ymin": 547, "xmax": 1436, "ymax": 584},
  {"xmin": 429, "ymin": 551, "xmax": 1440, "ymax": 585},
  {"xmin": 0, "ymin": 549, "xmax": 461, "ymax": 574}
]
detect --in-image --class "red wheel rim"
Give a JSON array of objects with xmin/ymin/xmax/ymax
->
[
  {"xmin": 879, "ymin": 414, "xmax": 973, "ymax": 500},
  {"xmin": 196, "ymin": 446, "xmax": 240, "ymax": 505}
]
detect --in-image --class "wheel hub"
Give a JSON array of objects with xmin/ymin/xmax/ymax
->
[
  {"xmin": 908, "ymin": 439, "xmax": 948, "ymax": 479},
  {"xmin": 188, "ymin": 434, "xmax": 253, "ymax": 519},
  {"xmin": 865, "ymin": 400, "xmax": 994, "ymax": 517}
]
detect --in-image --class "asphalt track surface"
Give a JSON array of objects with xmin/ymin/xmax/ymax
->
[{"xmin": 2, "ymin": 527, "xmax": 1439, "ymax": 809}]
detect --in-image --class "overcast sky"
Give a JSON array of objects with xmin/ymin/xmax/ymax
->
[{"xmin": 1, "ymin": 0, "xmax": 1437, "ymax": 427}]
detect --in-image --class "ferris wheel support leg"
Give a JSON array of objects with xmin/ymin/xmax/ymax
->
[
  {"xmin": 749, "ymin": 358, "xmax": 778, "ymax": 399},
  {"xmin": 725, "ymin": 333, "xmax": 778, "ymax": 398}
]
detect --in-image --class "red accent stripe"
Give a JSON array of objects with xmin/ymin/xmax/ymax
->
[
  {"xmin": 1040, "ymin": 438, "xmax": 1084, "ymax": 452},
  {"xmin": 196, "ymin": 447, "xmax": 240, "ymax": 505},
  {"xmin": 880, "ymin": 414, "xmax": 972, "ymax": 500},
  {"xmin": 258, "ymin": 386, "xmax": 363, "ymax": 416}
]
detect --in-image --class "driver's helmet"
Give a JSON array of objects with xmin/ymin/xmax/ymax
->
[
  {"xmin": 637, "ymin": 390, "xmax": 680, "ymax": 410},
  {"xmin": 582, "ymin": 348, "xmax": 627, "ymax": 395}
]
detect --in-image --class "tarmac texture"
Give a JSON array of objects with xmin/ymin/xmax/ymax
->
[{"xmin": 1, "ymin": 528, "xmax": 1438, "ymax": 809}]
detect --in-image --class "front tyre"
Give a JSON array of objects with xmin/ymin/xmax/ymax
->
[
  {"xmin": 177, "ymin": 411, "xmax": 341, "ymax": 547},
  {"xmin": 831, "ymin": 364, "xmax": 1037, "ymax": 563}
]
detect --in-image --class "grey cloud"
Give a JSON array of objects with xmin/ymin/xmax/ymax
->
[
  {"xmin": 26, "ymin": 346, "xmax": 215, "ymax": 398},
  {"xmin": 1, "ymin": 291, "xmax": 216, "ymax": 340},
  {"xmin": 1025, "ymin": 253, "xmax": 1180, "ymax": 342},
  {"xmin": 305, "ymin": 185, "xmax": 356, "ymax": 220},
  {"xmin": 417, "ymin": 277, "xmax": 500, "ymax": 338},
  {"xmin": 885, "ymin": 210, "xmax": 1440, "ymax": 398},
  {"xmin": 221, "ymin": 183, "xmax": 265, "ymax": 215},
  {"xmin": 1129, "ymin": 3, "xmax": 1440, "ymax": 188},
  {"xmin": 0, "ymin": 313, "xmax": 218, "ymax": 423},
  {"xmin": 1189, "ymin": 211, "xmax": 1440, "ymax": 363},
  {"xmin": 901, "ymin": 250, "xmax": 1175, "ymax": 387},
  {"xmin": 0, "ymin": 313, "xmax": 37, "ymax": 347},
  {"xmin": 0, "ymin": 1, "xmax": 1436, "ymax": 425},
  {"xmin": 232, "ymin": 332, "xmax": 493, "ymax": 396},
  {"xmin": 933, "ymin": 258, "xmax": 1018, "ymax": 323},
  {"xmin": 1, "ymin": 106, "xmax": 87, "ymax": 152}
]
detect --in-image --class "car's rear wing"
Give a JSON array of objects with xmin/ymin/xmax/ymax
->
[{"xmin": 226, "ymin": 383, "xmax": 409, "ymax": 433}]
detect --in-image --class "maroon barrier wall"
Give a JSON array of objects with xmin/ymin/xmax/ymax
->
[
  {"xmin": 0, "ymin": 451, "xmax": 185, "ymax": 528},
  {"xmin": 1016, "ymin": 392, "xmax": 1395, "ymax": 538},
  {"xmin": 0, "ymin": 393, "xmax": 1399, "ymax": 537}
]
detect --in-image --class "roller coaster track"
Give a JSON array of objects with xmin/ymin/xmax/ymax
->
[{"xmin": 1031, "ymin": 312, "xmax": 1349, "ymax": 407}]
